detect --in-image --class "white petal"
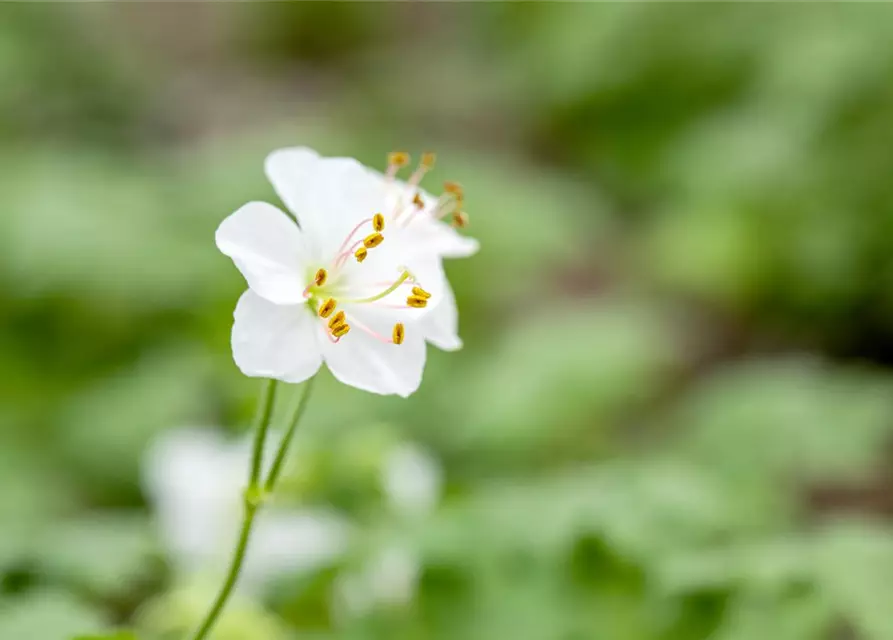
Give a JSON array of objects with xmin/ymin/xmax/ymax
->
[
  {"xmin": 232, "ymin": 290, "xmax": 323, "ymax": 384},
  {"xmin": 265, "ymin": 147, "xmax": 389, "ymax": 257},
  {"xmin": 386, "ymin": 181, "xmax": 479, "ymax": 259},
  {"xmin": 412, "ymin": 218, "xmax": 480, "ymax": 259},
  {"xmin": 216, "ymin": 201, "xmax": 310, "ymax": 305},
  {"xmin": 319, "ymin": 307, "xmax": 426, "ymax": 397},
  {"xmin": 417, "ymin": 278, "xmax": 463, "ymax": 351}
]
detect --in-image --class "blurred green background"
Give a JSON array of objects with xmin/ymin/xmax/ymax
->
[{"xmin": 4, "ymin": 4, "xmax": 893, "ymax": 639}]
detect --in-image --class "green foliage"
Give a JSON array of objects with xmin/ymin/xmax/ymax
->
[
  {"xmin": 2, "ymin": 3, "xmax": 893, "ymax": 640},
  {"xmin": 0, "ymin": 591, "xmax": 106, "ymax": 640}
]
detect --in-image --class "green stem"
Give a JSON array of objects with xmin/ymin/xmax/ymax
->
[
  {"xmin": 248, "ymin": 378, "xmax": 277, "ymax": 486},
  {"xmin": 191, "ymin": 377, "xmax": 314, "ymax": 640},
  {"xmin": 189, "ymin": 502, "xmax": 258, "ymax": 640},
  {"xmin": 263, "ymin": 375, "xmax": 316, "ymax": 492}
]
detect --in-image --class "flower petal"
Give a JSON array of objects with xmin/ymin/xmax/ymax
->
[
  {"xmin": 265, "ymin": 147, "xmax": 389, "ymax": 257},
  {"xmin": 423, "ymin": 221, "xmax": 480, "ymax": 258},
  {"xmin": 216, "ymin": 201, "xmax": 310, "ymax": 305},
  {"xmin": 417, "ymin": 278, "xmax": 463, "ymax": 351},
  {"xmin": 385, "ymin": 181, "xmax": 480, "ymax": 259},
  {"xmin": 232, "ymin": 290, "xmax": 322, "ymax": 383},
  {"xmin": 319, "ymin": 307, "xmax": 426, "ymax": 397}
]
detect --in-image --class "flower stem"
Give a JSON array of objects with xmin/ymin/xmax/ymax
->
[
  {"xmin": 264, "ymin": 374, "xmax": 316, "ymax": 492},
  {"xmin": 189, "ymin": 500, "xmax": 258, "ymax": 640},
  {"xmin": 249, "ymin": 378, "xmax": 278, "ymax": 486},
  {"xmin": 189, "ymin": 377, "xmax": 315, "ymax": 640}
]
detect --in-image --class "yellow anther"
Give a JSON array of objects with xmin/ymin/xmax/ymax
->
[
  {"xmin": 332, "ymin": 323, "xmax": 351, "ymax": 338},
  {"xmin": 354, "ymin": 246, "xmax": 368, "ymax": 263},
  {"xmin": 407, "ymin": 295, "xmax": 428, "ymax": 309},
  {"xmin": 412, "ymin": 192, "xmax": 425, "ymax": 209},
  {"xmin": 363, "ymin": 232, "xmax": 384, "ymax": 248},
  {"xmin": 313, "ymin": 268, "xmax": 327, "ymax": 287},
  {"xmin": 318, "ymin": 298, "xmax": 337, "ymax": 318},
  {"xmin": 392, "ymin": 323, "xmax": 405, "ymax": 345},
  {"xmin": 372, "ymin": 213, "xmax": 385, "ymax": 232},
  {"xmin": 444, "ymin": 181, "xmax": 464, "ymax": 199},
  {"xmin": 411, "ymin": 286, "xmax": 431, "ymax": 299},
  {"xmin": 421, "ymin": 152, "xmax": 436, "ymax": 169},
  {"xmin": 388, "ymin": 151, "xmax": 410, "ymax": 168},
  {"xmin": 452, "ymin": 211, "xmax": 469, "ymax": 229},
  {"xmin": 328, "ymin": 311, "xmax": 346, "ymax": 330}
]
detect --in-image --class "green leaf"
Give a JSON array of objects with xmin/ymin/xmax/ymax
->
[
  {"xmin": 673, "ymin": 359, "xmax": 893, "ymax": 485},
  {"xmin": 451, "ymin": 298, "xmax": 679, "ymax": 463},
  {"xmin": 36, "ymin": 513, "xmax": 158, "ymax": 594},
  {"xmin": 0, "ymin": 591, "xmax": 106, "ymax": 640}
]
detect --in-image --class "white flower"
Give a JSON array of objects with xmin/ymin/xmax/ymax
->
[
  {"xmin": 216, "ymin": 148, "xmax": 478, "ymax": 397},
  {"xmin": 142, "ymin": 427, "xmax": 350, "ymax": 593},
  {"xmin": 375, "ymin": 160, "xmax": 478, "ymax": 352}
]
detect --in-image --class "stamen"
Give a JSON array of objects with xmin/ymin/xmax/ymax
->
[
  {"xmin": 386, "ymin": 151, "xmax": 410, "ymax": 179},
  {"xmin": 354, "ymin": 246, "xmax": 368, "ymax": 263},
  {"xmin": 335, "ymin": 218, "xmax": 375, "ymax": 259},
  {"xmin": 431, "ymin": 191, "xmax": 461, "ymax": 221},
  {"xmin": 388, "ymin": 151, "xmax": 410, "ymax": 167},
  {"xmin": 452, "ymin": 211, "xmax": 469, "ymax": 228},
  {"xmin": 443, "ymin": 181, "xmax": 464, "ymax": 200},
  {"xmin": 333, "ymin": 226, "xmax": 380, "ymax": 269},
  {"xmin": 403, "ymin": 190, "xmax": 436, "ymax": 225},
  {"xmin": 328, "ymin": 311, "xmax": 346, "ymax": 330},
  {"xmin": 341, "ymin": 271, "xmax": 412, "ymax": 304},
  {"xmin": 318, "ymin": 298, "xmax": 337, "ymax": 318},
  {"xmin": 372, "ymin": 213, "xmax": 385, "ymax": 232},
  {"xmin": 392, "ymin": 323, "xmax": 405, "ymax": 345},
  {"xmin": 407, "ymin": 152, "xmax": 436, "ymax": 188},
  {"xmin": 313, "ymin": 268, "xmax": 327, "ymax": 287},
  {"xmin": 363, "ymin": 232, "xmax": 384, "ymax": 248},
  {"xmin": 332, "ymin": 323, "xmax": 351, "ymax": 338},
  {"xmin": 406, "ymin": 295, "xmax": 428, "ymax": 309},
  {"xmin": 347, "ymin": 314, "xmax": 401, "ymax": 344},
  {"xmin": 411, "ymin": 286, "xmax": 431, "ymax": 299}
]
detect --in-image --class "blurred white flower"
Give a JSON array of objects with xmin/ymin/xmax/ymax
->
[
  {"xmin": 216, "ymin": 147, "xmax": 477, "ymax": 397},
  {"xmin": 142, "ymin": 427, "xmax": 350, "ymax": 593},
  {"xmin": 335, "ymin": 545, "xmax": 421, "ymax": 618},
  {"xmin": 381, "ymin": 442, "xmax": 443, "ymax": 518},
  {"xmin": 334, "ymin": 441, "xmax": 444, "ymax": 619}
]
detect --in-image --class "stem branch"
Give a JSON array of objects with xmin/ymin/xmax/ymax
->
[{"xmin": 190, "ymin": 376, "xmax": 314, "ymax": 640}]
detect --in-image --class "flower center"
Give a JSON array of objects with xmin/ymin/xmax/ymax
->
[{"xmin": 301, "ymin": 151, "xmax": 469, "ymax": 345}]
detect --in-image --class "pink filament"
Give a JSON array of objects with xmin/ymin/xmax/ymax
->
[
  {"xmin": 335, "ymin": 218, "xmax": 373, "ymax": 258},
  {"xmin": 367, "ymin": 303, "xmax": 417, "ymax": 310},
  {"xmin": 334, "ymin": 238, "xmax": 368, "ymax": 269},
  {"xmin": 348, "ymin": 314, "xmax": 395, "ymax": 344}
]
